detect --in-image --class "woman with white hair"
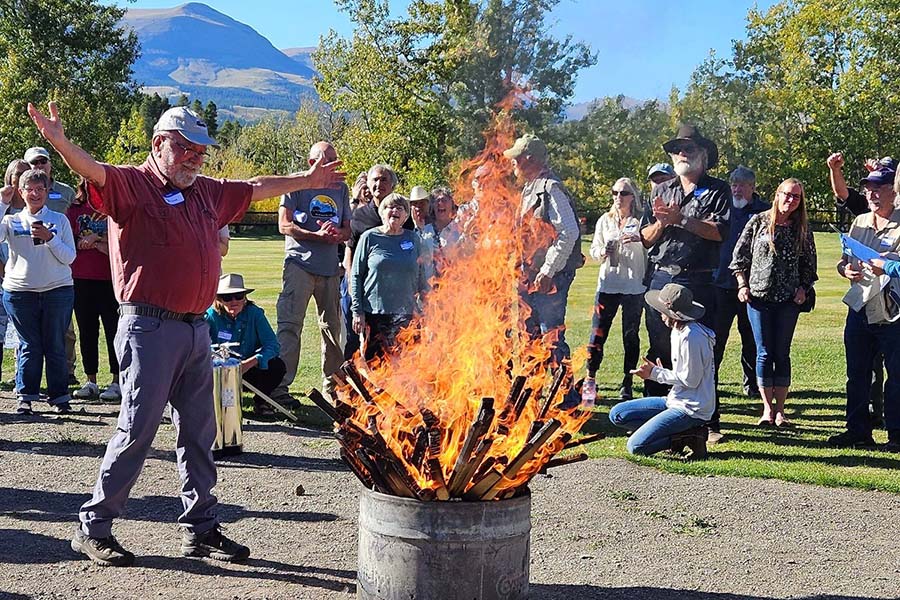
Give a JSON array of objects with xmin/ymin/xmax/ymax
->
[
  {"xmin": 350, "ymin": 194, "xmax": 429, "ymax": 360},
  {"xmin": 583, "ymin": 177, "xmax": 647, "ymax": 402}
]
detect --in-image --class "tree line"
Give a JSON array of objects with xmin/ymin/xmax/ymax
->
[{"xmin": 1, "ymin": 0, "xmax": 895, "ymax": 218}]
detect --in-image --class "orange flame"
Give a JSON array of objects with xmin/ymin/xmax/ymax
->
[{"xmin": 338, "ymin": 89, "xmax": 591, "ymax": 498}]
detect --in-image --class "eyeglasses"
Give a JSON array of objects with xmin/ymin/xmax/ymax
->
[
  {"xmin": 219, "ymin": 293, "xmax": 245, "ymax": 302},
  {"xmin": 168, "ymin": 137, "xmax": 209, "ymax": 159},
  {"xmin": 778, "ymin": 191, "xmax": 803, "ymax": 201},
  {"xmin": 669, "ymin": 142, "xmax": 700, "ymax": 155},
  {"xmin": 611, "ymin": 190, "xmax": 634, "ymax": 197},
  {"xmin": 29, "ymin": 158, "xmax": 49, "ymax": 166},
  {"xmin": 863, "ymin": 186, "xmax": 891, "ymax": 197},
  {"xmin": 20, "ymin": 186, "xmax": 46, "ymax": 194}
]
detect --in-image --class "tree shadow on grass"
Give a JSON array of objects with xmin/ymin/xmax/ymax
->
[
  {"xmin": 531, "ymin": 585, "xmax": 890, "ymax": 600},
  {"xmin": 711, "ymin": 449, "xmax": 900, "ymax": 470}
]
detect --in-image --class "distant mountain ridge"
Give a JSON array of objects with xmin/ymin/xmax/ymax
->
[{"xmin": 123, "ymin": 2, "xmax": 318, "ymax": 117}]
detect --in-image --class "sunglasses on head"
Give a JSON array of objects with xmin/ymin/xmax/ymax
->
[
  {"xmin": 29, "ymin": 158, "xmax": 49, "ymax": 166},
  {"xmin": 219, "ymin": 293, "xmax": 245, "ymax": 302}
]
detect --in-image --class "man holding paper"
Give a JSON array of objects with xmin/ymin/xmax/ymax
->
[{"xmin": 830, "ymin": 166, "xmax": 900, "ymax": 452}]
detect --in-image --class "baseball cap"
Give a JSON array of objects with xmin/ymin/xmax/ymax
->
[
  {"xmin": 24, "ymin": 147, "xmax": 51, "ymax": 163},
  {"xmin": 153, "ymin": 107, "xmax": 218, "ymax": 147},
  {"xmin": 503, "ymin": 134, "xmax": 548, "ymax": 163},
  {"xmin": 860, "ymin": 168, "xmax": 896, "ymax": 187},
  {"xmin": 647, "ymin": 163, "xmax": 675, "ymax": 179}
]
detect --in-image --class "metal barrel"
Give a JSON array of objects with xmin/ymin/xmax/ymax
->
[
  {"xmin": 212, "ymin": 356, "xmax": 243, "ymax": 457},
  {"xmin": 357, "ymin": 488, "xmax": 530, "ymax": 600}
]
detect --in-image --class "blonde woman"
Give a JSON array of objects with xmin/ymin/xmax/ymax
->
[
  {"xmin": 584, "ymin": 177, "xmax": 647, "ymax": 401},
  {"xmin": 730, "ymin": 178, "xmax": 817, "ymax": 427}
]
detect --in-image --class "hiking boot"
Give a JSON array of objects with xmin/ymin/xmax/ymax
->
[
  {"xmin": 181, "ymin": 525, "xmax": 250, "ymax": 562},
  {"xmin": 618, "ymin": 376, "xmax": 633, "ymax": 400},
  {"xmin": 99, "ymin": 382, "xmax": 122, "ymax": 402},
  {"xmin": 827, "ymin": 430, "xmax": 876, "ymax": 449},
  {"xmin": 671, "ymin": 425, "xmax": 708, "ymax": 460},
  {"xmin": 71, "ymin": 527, "xmax": 135, "ymax": 567},
  {"xmin": 53, "ymin": 402, "xmax": 72, "ymax": 414},
  {"xmin": 15, "ymin": 400, "xmax": 33, "ymax": 416},
  {"xmin": 73, "ymin": 382, "xmax": 100, "ymax": 399}
]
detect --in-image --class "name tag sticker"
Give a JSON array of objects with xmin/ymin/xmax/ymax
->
[
  {"xmin": 880, "ymin": 237, "xmax": 894, "ymax": 248},
  {"xmin": 217, "ymin": 331, "xmax": 233, "ymax": 341},
  {"xmin": 163, "ymin": 190, "xmax": 185, "ymax": 205},
  {"xmin": 48, "ymin": 192, "xmax": 62, "ymax": 200},
  {"xmin": 400, "ymin": 240, "xmax": 414, "ymax": 251}
]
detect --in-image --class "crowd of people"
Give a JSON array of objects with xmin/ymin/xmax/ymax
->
[{"xmin": 5, "ymin": 99, "xmax": 899, "ymax": 569}]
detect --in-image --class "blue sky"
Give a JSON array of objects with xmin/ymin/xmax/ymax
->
[{"xmin": 111, "ymin": 0, "xmax": 776, "ymax": 103}]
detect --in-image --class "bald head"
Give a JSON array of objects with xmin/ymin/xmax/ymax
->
[{"xmin": 308, "ymin": 141, "xmax": 337, "ymax": 165}]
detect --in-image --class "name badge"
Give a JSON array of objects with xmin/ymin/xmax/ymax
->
[
  {"xmin": 400, "ymin": 240, "xmax": 414, "ymax": 251},
  {"xmin": 48, "ymin": 192, "xmax": 62, "ymax": 200},
  {"xmin": 217, "ymin": 331, "xmax": 233, "ymax": 341},
  {"xmin": 880, "ymin": 237, "xmax": 894, "ymax": 248},
  {"xmin": 163, "ymin": 190, "xmax": 185, "ymax": 205}
]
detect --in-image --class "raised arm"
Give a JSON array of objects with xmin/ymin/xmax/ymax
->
[
  {"xmin": 248, "ymin": 158, "xmax": 346, "ymax": 202},
  {"xmin": 28, "ymin": 102, "xmax": 106, "ymax": 187}
]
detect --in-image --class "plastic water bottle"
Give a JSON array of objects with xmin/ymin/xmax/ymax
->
[{"xmin": 581, "ymin": 378, "xmax": 597, "ymax": 408}]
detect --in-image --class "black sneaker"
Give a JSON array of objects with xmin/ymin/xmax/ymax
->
[
  {"xmin": 827, "ymin": 430, "xmax": 876, "ymax": 448},
  {"xmin": 53, "ymin": 402, "xmax": 72, "ymax": 414},
  {"xmin": 71, "ymin": 527, "xmax": 135, "ymax": 567},
  {"xmin": 181, "ymin": 525, "xmax": 250, "ymax": 562},
  {"xmin": 882, "ymin": 440, "xmax": 900, "ymax": 454},
  {"xmin": 15, "ymin": 400, "xmax": 33, "ymax": 415},
  {"xmin": 68, "ymin": 373, "xmax": 79, "ymax": 386}
]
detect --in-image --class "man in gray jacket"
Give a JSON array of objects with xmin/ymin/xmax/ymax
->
[{"xmin": 504, "ymin": 134, "xmax": 582, "ymax": 369}]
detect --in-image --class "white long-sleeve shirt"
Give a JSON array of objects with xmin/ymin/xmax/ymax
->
[
  {"xmin": 0, "ymin": 206, "xmax": 75, "ymax": 292},
  {"xmin": 650, "ymin": 321, "xmax": 716, "ymax": 421},
  {"xmin": 589, "ymin": 212, "xmax": 647, "ymax": 295}
]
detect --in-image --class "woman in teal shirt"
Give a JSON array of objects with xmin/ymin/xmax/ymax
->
[
  {"xmin": 350, "ymin": 194, "xmax": 429, "ymax": 360},
  {"xmin": 205, "ymin": 273, "xmax": 283, "ymax": 417}
]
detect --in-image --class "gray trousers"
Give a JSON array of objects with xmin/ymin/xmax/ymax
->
[
  {"xmin": 79, "ymin": 314, "xmax": 218, "ymax": 537},
  {"xmin": 274, "ymin": 261, "xmax": 344, "ymax": 397}
]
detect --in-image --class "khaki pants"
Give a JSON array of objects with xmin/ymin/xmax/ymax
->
[
  {"xmin": 66, "ymin": 319, "xmax": 77, "ymax": 377},
  {"xmin": 274, "ymin": 261, "xmax": 343, "ymax": 398}
]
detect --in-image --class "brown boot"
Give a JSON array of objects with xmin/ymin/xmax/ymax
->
[{"xmin": 670, "ymin": 425, "xmax": 708, "ymax": 460}]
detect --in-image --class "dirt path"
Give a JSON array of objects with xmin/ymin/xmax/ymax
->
[{"xmin": 1, "ymin": 398, "xmax": 897, "ymax": 600}]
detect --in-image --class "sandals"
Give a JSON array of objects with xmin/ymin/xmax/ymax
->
[
  {"xmin": 756, "ymin": 416, "xmax": 774, "ymax": 427},
  {"xmin": 774, "ymin": 413, "xmax": 794, "ymax": 428}
]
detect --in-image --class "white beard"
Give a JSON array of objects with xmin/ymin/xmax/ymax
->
[
  {"xmin": 732, "ymin": 196, "xmax": 749, "ymax": 209},
  {"xmin": 674, "ymin": 160, "xmax": 698, "ymax": 176}
]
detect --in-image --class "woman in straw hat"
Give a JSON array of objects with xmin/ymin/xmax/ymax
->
[
  {"xmin": 205, "ymin": 273, "xmax": 284, "ymax": 418},
  {"xmin": 608, "ymin": 283, "xmax": 715, "ymax": 459}
]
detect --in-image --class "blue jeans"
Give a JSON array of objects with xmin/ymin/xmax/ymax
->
[
  {"xmin": 609, "ymin": 396, "xmax": 706, "ymax": 455},
  {"xmin": 2, "ymin": 286, "xmax": 74, "ymax": 404},
  {"xmin": 843, "ymin": 308, "xmax": 900, "ymax": 438},
  {"xmin": 746, "ymin": 299, "xmax": 800, "ymax": 388},
  {"xmin": 521, "ymin": 269, "xmax": 575, "ymax": 366}
]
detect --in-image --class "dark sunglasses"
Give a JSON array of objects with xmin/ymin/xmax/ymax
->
[
  {"xmin": 611, "ymin": 190, "xmax": 634, "ymax": 197},
  {"xmin": 669, "ymin": 142, "xmax": 699, "ymax": 155},
  {"xmin": 219, "ymin": 293, "xmax": 245, "ymax": 302},
  {"xmin": 29, "ymin": 158, "xmax": 49, "ymax": 166}
]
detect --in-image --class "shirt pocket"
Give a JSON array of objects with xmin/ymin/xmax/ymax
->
[{"xmin": 142, "ymin": 201, "xmax": 181, "ymax": 247}]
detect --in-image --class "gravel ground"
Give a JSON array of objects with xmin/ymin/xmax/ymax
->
[{"xmin": 1, "ymin": 396, "xmax": 898, "ymax": 600}]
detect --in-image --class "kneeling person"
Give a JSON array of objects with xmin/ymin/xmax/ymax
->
[
  {"xmin": 205, "ymin": 274, "xmax": 284, "ymax": 418},
  {"xmin": 609, "ymin": 284, "xmax": 715, "ymax": 458}
]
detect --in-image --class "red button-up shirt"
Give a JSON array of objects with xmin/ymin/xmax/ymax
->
[{"xmin": 89, "ymin": 158, "xmax": 252, "ymax": 314}]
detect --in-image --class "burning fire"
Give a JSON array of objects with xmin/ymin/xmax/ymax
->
[{"xmin": 312, "ymin": 92, "xmax": 595, "ymax": 501}]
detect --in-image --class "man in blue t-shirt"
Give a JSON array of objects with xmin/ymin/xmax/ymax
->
[{"xmin": 273, "ymin": 141, "xmax": 351, "ymax": 404}]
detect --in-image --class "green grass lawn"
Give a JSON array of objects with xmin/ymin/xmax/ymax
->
[{"xmin": 8, "ymin": 231, "xmax": 898, "ymax": 493}]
